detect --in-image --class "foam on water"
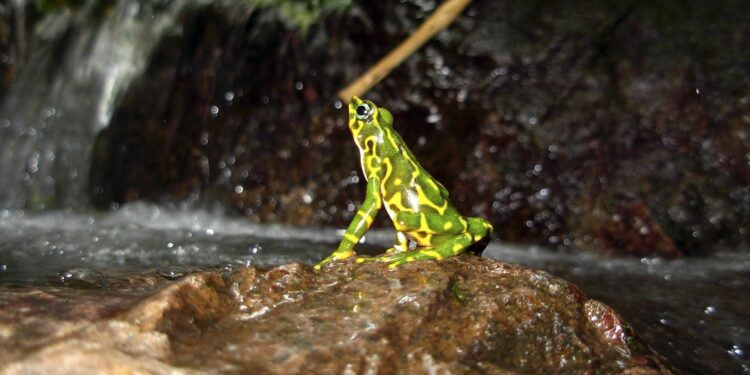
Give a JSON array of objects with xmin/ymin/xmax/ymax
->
[{"xmin": 0, "ymin": 202, "xmax": 341, "ymax": 283}]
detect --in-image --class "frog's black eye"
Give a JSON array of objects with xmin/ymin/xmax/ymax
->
[{"xmin": 355, "ymin": 103, "xmax": 371, "ymax": 120}]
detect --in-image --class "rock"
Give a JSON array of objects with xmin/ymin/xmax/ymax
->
[{"xmin": 0, "ymin": 255, "xmax": 675, "ymax": 374}]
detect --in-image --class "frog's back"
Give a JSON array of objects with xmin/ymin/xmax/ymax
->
[{"xmin": 378, "ymin": 119, "xmax": 457, "ymax": 216}]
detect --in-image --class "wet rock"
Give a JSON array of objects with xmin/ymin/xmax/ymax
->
[{"xmin": 0, "ymin": 256, "xmax": 675, "ymax": 374}]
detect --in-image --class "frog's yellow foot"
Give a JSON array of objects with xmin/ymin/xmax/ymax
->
[
  {"xmin": 354, "ymin": 255, "xmax": 378, "ymax": 264},
  {"xmin": 383, "ymin": 250, "xmax": 447, "ymax": 269},
  {"xmin": 384, "ymin": 247, "xmax": 402, "ymax": 254},
  {"xmin": 353, "ymin": 251, "xmax": 438, "ymax": 269},
  {"xmin": 314, "ymin": 250, "xmax": 356, "ymax": 271}
]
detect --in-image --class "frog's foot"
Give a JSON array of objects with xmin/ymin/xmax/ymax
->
[
  {"xmin": 314, "ymin": 249, "xmax": 356, "ymax": 271},
  {"xmin": 355, "ymin": 250, "xmax": 443, "ymax": 269},
  {"xmin": 384, "ymin": 246, "xmax": 407, "ymax": 255}
]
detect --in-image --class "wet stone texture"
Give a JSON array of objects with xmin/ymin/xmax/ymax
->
[{"xmin": 0, "ymin": 256, "xmax": 674, "ymax": 374}]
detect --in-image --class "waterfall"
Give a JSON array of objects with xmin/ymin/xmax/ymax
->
[{"xmin": 0, "ymin": 1, "xmax": 195, "ymax": 210}]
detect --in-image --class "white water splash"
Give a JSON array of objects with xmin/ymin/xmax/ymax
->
[{"xmin": 0, "ymin": 1, "xmax": 191, "ymax": 210}]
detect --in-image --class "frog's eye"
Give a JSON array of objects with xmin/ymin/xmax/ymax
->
[{"xmin": 355, "ymin": 103, "xmax": 372, "ymax": 121}]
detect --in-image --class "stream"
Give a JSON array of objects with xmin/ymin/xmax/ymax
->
[{"xmin": 0, "ymin": 202, "xmax": 747, "ymax": 373}]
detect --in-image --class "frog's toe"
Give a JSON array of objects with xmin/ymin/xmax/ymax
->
[
  {"xmin": 314, "ymin": 250, "xmax": 356, "ymax": 270},
  {"xmin": 355, "ymin": 255, "xmax": 375, "ymax": 264},
  {"xmin": 375, "ymin": 253, "xmax": 409, "ymax": 268},
  {"xmin": 387, "ymin": 257, "xmax": 409, "ymax": 269}
]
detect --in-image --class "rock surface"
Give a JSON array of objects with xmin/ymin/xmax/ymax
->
[{"xmin": 0, "ymin": 255, "xmax": 674, "ymax": 374}]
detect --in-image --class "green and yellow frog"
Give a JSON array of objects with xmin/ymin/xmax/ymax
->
[{"xmin": 315, "ymin": 97, "xmax": 493, "ymax": 270}]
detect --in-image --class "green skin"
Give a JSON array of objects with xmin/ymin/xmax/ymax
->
[{"xmin": 314, "ymin": 97, "xmax": 494, "ymax": 270}]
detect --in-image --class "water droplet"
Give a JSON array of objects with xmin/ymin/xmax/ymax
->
[
  {"xmin": 249, "ymin": 244, "xmax": 262, "ymax": 254},
  {"xmin": 206, "ymin": 228, "xmax": 215, "ymax": 235},
  {"xmin": 209, "ymin": 105, "xmax": 219, "ymax": 117},
  {"xmin": 158, "ymin": 267, "xmax": 186, "ymax": 280},
  {"xmin": 704, "ymin": 305, "xmax": 717, "ymax": 315},
  {"xmin": 334, "ymin": 100, "xmax": 342, "ymax": 109},
  {"xmin": 224, "ymin": 91, "xmax": 235, "ymax": 102},
  {"xmin": 728, "ymin": 345, "xmax": 745, "ymax": 358},
  {"xmin": 426, "ymin": 113, "xmax": 442, "ymax": 123},
  {"xmin": 457, "ymin": 88, "xmax": 468, "ymax": 102},
  {"xmin": 295, "ymin": 81, "xmax": 304, "ymax": 91},
  {"xmin": 42, "ymin": 107, "xmax": 56, "ymax": 118},
  {"xmin": 234, "ymin": 185, "xmax": 244, "ymax": 194}
]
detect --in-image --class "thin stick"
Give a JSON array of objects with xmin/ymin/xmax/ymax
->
[{"xmin": 338, "ymin": 0, "xmax": 473, "ymax": 101}]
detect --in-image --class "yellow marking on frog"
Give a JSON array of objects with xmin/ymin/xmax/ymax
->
[
  {"xmin": 453, "ymin": 243, "xmax": 463, "ymax": 251},
  {"xmin": 419, "ymin": 213, "xmax": 431, "ymax": 232},
  {"xmin": 425, "ymin": 178, "xmax": 442, "ymax": 195},
  {"xmin": 474, "ymin": 235, "xmax": 482, "ymax": 242},
  {"xmin": 344, "ymin": 233, "xmax": 361, "ymax": 244},
  {"xmin": 356, "ymin": 210, "xmax": 374, "ymax": 225},
  {"xmin": 423, "ymin": 250, "xmax": 443, "ymax": 260},
  {"xmin": 382, "ymin": 126, "xmax": 401, "ymax": 151},
  {"xmin": 415, "ymin": 184, "xmax": 448, "ymax": 214},
  {"xmin": 386, "ymin": 192, "xmax": 410, "ymax": 213},
  {"xmin": 381, "ymin": 158, "xmax": 394, "ymax": 186},
  {"xmin": 458, "ymin": 217, "xmax": 468, "ymax": 231},
  {"xmin": 393, "ymin": 178, "xmax": 402, "ymax": 186},
  {"xmin": 443, "ymin": 222, "xmax": 453, "ymax": 230}
]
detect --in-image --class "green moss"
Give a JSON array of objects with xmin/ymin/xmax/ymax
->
[
  {"xmin": 253, "ymin": 0, "xmax": 352, "ymax": 32},
  {"xmin": 448, "ymin": 278, "xmax": 469, "ymax": 305}
]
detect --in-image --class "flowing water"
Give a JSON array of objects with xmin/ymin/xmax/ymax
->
[
  {"xmin": 0, "ymin": 0, "xmax": 205, "ymax": 209},
  {"xmin": 0, "ymin": 202, "xmax": 747, "ymax": 373}
]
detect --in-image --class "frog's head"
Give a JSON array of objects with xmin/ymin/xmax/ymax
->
[{"xmin": 348, "ymin": 96, "xmax": 393, "ymax": 135}]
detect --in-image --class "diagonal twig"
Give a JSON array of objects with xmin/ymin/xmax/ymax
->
[{"xmin": 338, "ymin": 0, "xmax": 473, "ymax": 101}]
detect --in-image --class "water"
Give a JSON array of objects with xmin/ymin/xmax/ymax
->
[
  {"xmin": 485, "ymin": 246, "xmax": 750, "ymax": 374},
  {"xmin": 0, "ymin": 202, "xmax": 335, "ymax": 283},
  {"xmin": 0, "ymin": 202, "xmax": 747, "ymax": 373},
  {"xmin": 0, "ymin": 1, "xmax": 197, "ymax": 209}
]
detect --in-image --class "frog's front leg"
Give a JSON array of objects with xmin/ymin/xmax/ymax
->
[
  {"xmin": 314, "ymin": 176, "xmax": 382, "ymax": 270},
  {"xmin": 374, "ymin": 213, "xmax": 493, "ymax": 268}
]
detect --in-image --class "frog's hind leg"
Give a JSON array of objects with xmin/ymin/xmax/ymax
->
[{"xmin": 379, "ymin": 214, "xmax": 493, "ymax": 268}]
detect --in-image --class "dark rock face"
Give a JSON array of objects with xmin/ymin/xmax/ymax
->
[
  {"xmin": 0, "ymin": 256, "xmax": 674, "ymax": 374},
  {"xmin": 80, "ymin": 1, "xmax": 750, "ymax": 256}
]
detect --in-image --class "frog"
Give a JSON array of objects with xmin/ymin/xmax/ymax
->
[{"xmin": 314, "ymin": 96, "xmax": 494, "ymax": 270}]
